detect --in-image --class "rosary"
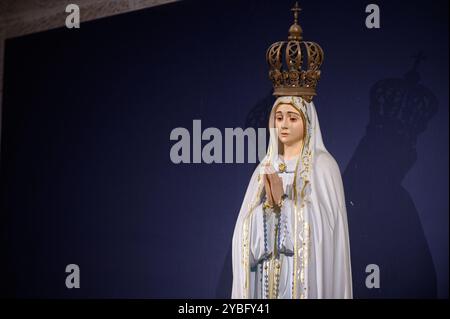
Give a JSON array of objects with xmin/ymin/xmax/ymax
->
[{"xmin": 261, "ymin": 194, "xmax": 288, "ymax": 299}]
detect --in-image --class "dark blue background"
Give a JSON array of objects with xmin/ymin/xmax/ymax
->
[{"xmin": 0, "ymin": 0, "xmax": 448, "ymax": 298}]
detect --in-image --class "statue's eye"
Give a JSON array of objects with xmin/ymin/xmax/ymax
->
[
  {"xmin": 290, "ymin": 117, "xmax": 298, "ymax": 122},
  {"xmin": 276, "ymin": 117, "xmax": 282, "ymax": 121}
]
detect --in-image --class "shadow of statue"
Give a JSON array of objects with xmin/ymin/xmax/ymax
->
[{"xmin": 343, "ymin": 52, "xmax": 438, "ymax": 298}]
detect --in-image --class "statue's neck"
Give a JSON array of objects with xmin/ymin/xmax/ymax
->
[{"xmin": 282, "ymin": 139, "xmax": 304, "ymax": 161}]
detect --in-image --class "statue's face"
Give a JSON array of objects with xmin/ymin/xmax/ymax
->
[{"xmin": 275, "ymin": 103, "xmax": 304, "ymax": 146}]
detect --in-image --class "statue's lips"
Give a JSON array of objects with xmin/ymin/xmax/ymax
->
[{"xmin": 280, "ymin": 132, "xmax": 289, "ymax": 137}]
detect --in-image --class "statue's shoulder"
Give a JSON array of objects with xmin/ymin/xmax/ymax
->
[{"xmin": 314, "ymin": 151, "xmax": 342, "ymax": 178}]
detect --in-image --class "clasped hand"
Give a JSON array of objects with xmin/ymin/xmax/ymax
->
[{"xmin": 261, "ymin": 163, "xmax": 284, "ymax": 207}]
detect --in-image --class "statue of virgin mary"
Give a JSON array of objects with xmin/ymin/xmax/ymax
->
[{"xmin": 231, "ymin": 3, "xmax": 352, "ymax": 299}]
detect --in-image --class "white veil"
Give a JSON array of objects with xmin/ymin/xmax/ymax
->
[{"xmin": 231, "ymin": 96, "xmax": 352, "ymax": 299}]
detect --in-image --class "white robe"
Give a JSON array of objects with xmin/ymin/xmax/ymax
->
[{"xmin": 232, "ymin": 96, "xmax": 353, "ymax": 299}]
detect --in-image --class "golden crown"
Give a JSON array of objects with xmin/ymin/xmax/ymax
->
[{"xmin": 266, "ymin": 2, "xmax": 324, "ymax": 102}]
